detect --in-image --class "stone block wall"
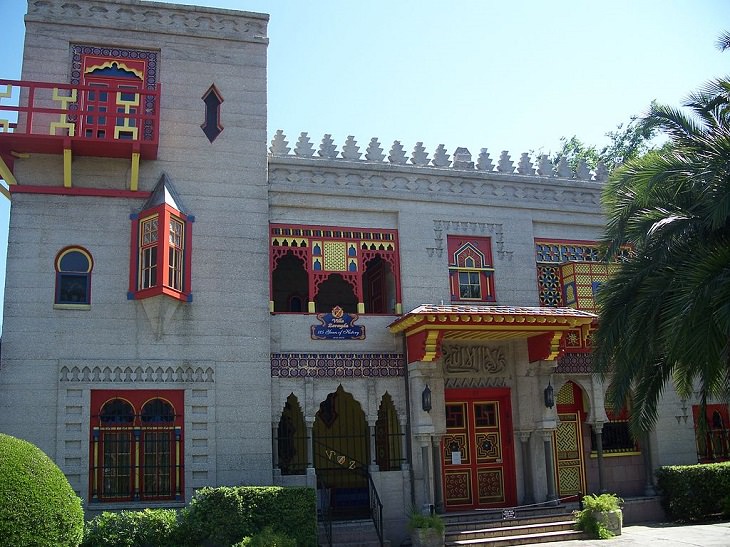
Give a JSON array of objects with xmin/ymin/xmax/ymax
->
[{"xmin": 1, "ymin": 0, "xmax": 271, "ymax": 505}]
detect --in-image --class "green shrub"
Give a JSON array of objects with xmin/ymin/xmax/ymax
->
[
  {"xmin": 233, "ymin": 527, "xmax": 296, "ymax": 547},
  {"xmin": 408, "ymin": 508, "xmax": 445, "ymax": 534},
  {"xmin": 0, "ymin": 433, "xmax": 84, "ymax": 546},
  {"xmin": 176, "ymin": 486, "xmax": 316, "ymax": 547},
  {"xmin": 82, "ymin": 509, "xmax": 179, "ymax": 546},
  {"xmin": 655, "ymin": 462, "xmax": 730, "ymax": 521},
  {"xmin": 574, "ymin": 493, "xmax": 623, "ymax": 539},
  {"xmin": 721, "ymin": 494, "xmax": 730, "ymax": 518}
]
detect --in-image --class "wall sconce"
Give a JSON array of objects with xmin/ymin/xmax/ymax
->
[
  {"xmin": 544, "ymin": 381, "xmax": 554, "ymax": 409},
  {"xmin": 422, "ymin": 385, "xmax": 432, "ymax": 412}
]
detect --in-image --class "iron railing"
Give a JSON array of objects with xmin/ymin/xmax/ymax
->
[
  {"xmin": 0, "ymin": 78, "xmax": 160, "ymax": 159},
  {"xmin": 366, "ymin": 470, "xmax": 384, "ymax": 546},
  {"xmin": 312, "ymin": 438, "xmax": 384, "ymax": 546},
  {"xmin": 317, "ymin": 476, "xmax": 333, "ymax": 547}
]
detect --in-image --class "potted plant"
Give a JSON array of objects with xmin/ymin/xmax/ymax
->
[
  {"xmin": 575, "ymin": 492, "xmax": 623, "ymax": 539},
  {"xmin": 408, "ymin": 507, "xmax": 445, "ymax": 547}
]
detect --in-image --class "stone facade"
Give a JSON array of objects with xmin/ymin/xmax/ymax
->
[{"xmin": 0, "ymin": 1, "xmax": 722, "ymax": 545}]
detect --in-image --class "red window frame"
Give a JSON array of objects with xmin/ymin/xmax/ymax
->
[
  {"xmin": 447, "ymin": 235, "xmax": 496, "ymax": 303},
  {"xmin": 129, "ymin": 204, "xmax": 192, "ymax": 302},
  {"xmin": 89, "ymin": 389, "xmax": 184, "ymax": 502}
]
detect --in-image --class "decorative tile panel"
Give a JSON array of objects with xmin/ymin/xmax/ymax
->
[
  {"xmin": 556, "ymin": 353, "xmax": 593, "ymax": 373},
  {"xmin": 270, "ymin": 353, "xmax": 404, "ymax": 378}
]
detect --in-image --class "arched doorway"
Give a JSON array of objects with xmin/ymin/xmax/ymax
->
[
  {"xmin": 554, "ymin": 381, "xmax": 588, "ymax": 500},
  {"xmin": 313, "ymin": 386, "xmax": 370, "ymax": 517}
]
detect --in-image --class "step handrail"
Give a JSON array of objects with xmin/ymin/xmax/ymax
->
[{"xmin": 312, "ymin": 439, "xmax": 384, "ymax": 546}]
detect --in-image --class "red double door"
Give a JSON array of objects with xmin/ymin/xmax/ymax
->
[{"xmin": 441, "ymin": 388, "xmax": 517, "ymax": 510}]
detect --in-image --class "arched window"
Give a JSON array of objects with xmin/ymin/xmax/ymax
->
[
  {"xmin": 97, "ymin": 398, "xmax": 134, "ymax": 499},
  {"xmin": 55, "ymin": 246, "xmax": 93, "ymax": 306},
  {"xmin": 277, "ymin": 394, "xmax": 307, "ymax": 475},
  {"xmin": 375, "ymin": 393, "xmax": 403, "ymax": 471},
  {"xmin": 140, "ymin": 398, "xmax": 177, "ymax": 498},
  {"xmin": 315, "ymin": 274, "xmax": 358, "ymax": 314},
  {"xmin": 90, "ymin": 391, "xmax": 183, "ymax": 502},
  {"xmin": 272, "ymin": 252, "xmax": 309, "ymax": 312},
  {"xmin": 269, "ymin": 224, "xmax": 402, "ymax": 315}
]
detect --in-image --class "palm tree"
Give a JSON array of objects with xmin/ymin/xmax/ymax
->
[{"xmin": 593, "ymin": 75, "xmax": 730, "ymax": 435}]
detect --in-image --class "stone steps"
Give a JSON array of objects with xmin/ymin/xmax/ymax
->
[{"xmin": 441, "ymin": 506, "xmax": 588, "ymax": 547}]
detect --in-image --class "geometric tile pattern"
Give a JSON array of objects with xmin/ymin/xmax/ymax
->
[
  {"xmin": 477, "ymin": 468, "xmax": 504, "ymax": 503},
  {"xmin": 443, "ymin": 433, "xmax": 469, "ymax": 464},
  {"xmin": 71, "ymin": 45, "xmax": 159, "ymax": 89},
  {"xmin": 535, "ymin": 241, "xmax": 602, "ymax": 264},
  {"xmin": 475, "ymin": 432, "xmax": 501, "ymax": 461},
  {"xmin": 560, "ymin": 261, "xmax": 618, "ymax": 313},
  {"xmin": 536, "ymin": 265, "xmax": 563, "ymax": 307},
  {"xmin": 555, "ymin": 412, "xmax": 585, "ymax": 497},
  {"xmin": 556, "ymin": 352, "xmax": 593, "ymax": 373},
  {"xmin": 323, "ymin": 241, "xmax": 347, "ymax": 271},
  {"xmin": 444, "ymin": 470, "xmax": 471, "ymax": 504},
  {"xmin": 270, "ymin": 353, "xmax": 404, "ymax": 378},
  {"xmin": 558, "ymin": 464, "xmax": 582, "ymax": 494},
  {"xmin": 535, "ymin": 239, "xmax": 628, "ymax": 310},
  {"xmin": 556, "ymin": 383, "xmax": 575, "ymax": 406}
]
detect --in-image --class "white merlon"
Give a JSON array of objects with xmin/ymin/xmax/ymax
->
[
  {"xmin": 270, "ymin": 131, "xmax": 610, "ymax": 181},
  {"xmin": 365, "ymin": 137, "xmax": 385, "ymax": 162}
]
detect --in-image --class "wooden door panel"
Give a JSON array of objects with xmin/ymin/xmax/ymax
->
[{"xmin": 442, "ymin": 388, "xmax": 515, "ymax": 510}]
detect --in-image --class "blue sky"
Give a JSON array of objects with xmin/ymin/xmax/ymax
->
[{"xmin": 0, "ymin": 0, "xmax": 728, "ymax": 332}]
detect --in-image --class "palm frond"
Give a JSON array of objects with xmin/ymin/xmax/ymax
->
[{"xmin": 595, "ymin": 77, "xmax": 730, "ymax": 433}]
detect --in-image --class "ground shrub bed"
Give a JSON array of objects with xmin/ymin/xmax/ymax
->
[
  {"xmin": 0, "ymin": 437, "xmax": 315, "ymax": 547},
  {"xmin": 82, "ymin": 486, "xmax": 315, "ymax": 546},
  {"xmin": 655, "ymin": 462, "xmax": 730, "ymax": 521},
  {"xmin": 0, "ymin": 433, "xmax": 85, "ymax": 547},
  {"xmin": 176, "ymin": 486, "xmax": 316, "ymax": 547},
  {"xmin": 82, "ymin": 509, "xmax": 179, "ymax": 547}
]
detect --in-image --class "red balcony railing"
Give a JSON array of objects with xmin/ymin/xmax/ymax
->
[{"xmin": 0, "ymin": 79, "xmax": 160, "ymax": 161}]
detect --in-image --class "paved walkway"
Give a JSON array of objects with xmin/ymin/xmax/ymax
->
[{"xmin": 526, "ymin": 521, "xmax": 730, "ymax": 546}]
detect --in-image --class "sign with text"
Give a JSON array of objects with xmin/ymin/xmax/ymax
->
[{"xmin": 311, "ymin": 306, "xmax": 366, "ymax": 340}]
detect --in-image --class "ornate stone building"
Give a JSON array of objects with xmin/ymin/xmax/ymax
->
[{"xmin": 0, "ymin": 1, "xmax": 726, "ymax": 544}]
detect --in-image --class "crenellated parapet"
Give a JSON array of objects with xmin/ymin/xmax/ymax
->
[
  {"xmin": 26, "ymin": 0, "xmax": 268, "ymax": 42},
  {"xmin": 270, "ymin": 130, "xmax": 608, "ymax": 182}
]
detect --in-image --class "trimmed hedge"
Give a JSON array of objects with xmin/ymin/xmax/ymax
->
[
  {"xmin": 0, "ymin": 433, "xmax": 84, "ymax": 546},
  {"xmin": 655, "ymin": 462, "xmax": 730, "ymax": 521},
  {"xmin": 82, "ymin": 509, "xmax": 179, "ymax": 546},
  {"xmin": 176, "ymin": 486, "xmax": 317, "ymax": 547}
]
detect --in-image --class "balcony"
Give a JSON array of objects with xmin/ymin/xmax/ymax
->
[{"xmin": 0, "ymin": 79, "xmax": 160, "ymax": 190}]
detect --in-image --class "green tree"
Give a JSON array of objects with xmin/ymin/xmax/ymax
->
[
  {"xmin": 552, "ymin": 115, "xmax": 657, "ymax": 176},
  {"xmin": 593, "ymin": 75, "xmax": 730, "ymax": 434}
]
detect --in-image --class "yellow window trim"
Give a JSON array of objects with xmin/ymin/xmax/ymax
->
[
  {"xmin": 589, "ymin": 450, "xmax": 641, "ymax": 458},
  {"xmin": 53, "ymin": 304, "xmax": 91, "ymax": 311}
]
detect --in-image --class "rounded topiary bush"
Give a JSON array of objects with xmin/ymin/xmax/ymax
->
[{"xmin": 0, "ymin": 433, "xmax": 84, "ymax": 546}]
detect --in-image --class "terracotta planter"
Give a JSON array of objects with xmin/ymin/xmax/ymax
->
[
  {"xmin": 411, "ymin": 527, "xmax": 445, "ymax": 547},
  {"xmin": 594, "ymin": 509, "xmax": 622, "ymax": 536}
]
